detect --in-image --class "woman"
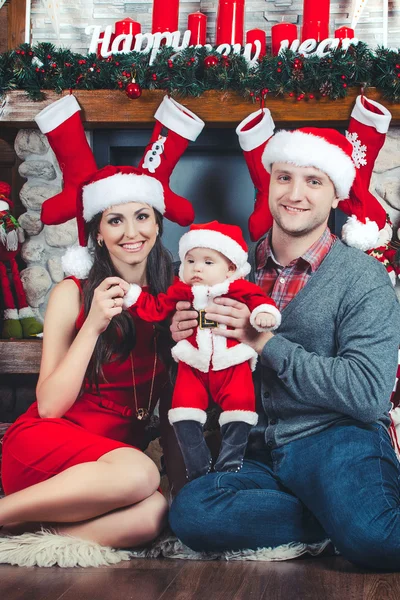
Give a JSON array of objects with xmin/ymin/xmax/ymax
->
[
  {"xmin": 0, "ymin": 95, "xmax": 204, "ymax": 550},
  {"xmin": 0, "ymin": 197, "xmax": 173, "ymax": 548}
]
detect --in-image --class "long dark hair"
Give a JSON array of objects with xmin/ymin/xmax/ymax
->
[{"xmin": 82, "ymin": 208, "xmax": 174, "ymax": 390}]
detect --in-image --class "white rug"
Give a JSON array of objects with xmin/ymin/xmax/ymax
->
[{"xmin": 0, "ymin": 528, "xmax": 332, "ymax": 568}]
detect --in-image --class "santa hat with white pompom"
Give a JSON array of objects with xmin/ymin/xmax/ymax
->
[{"xmin": 238, "ymin": 95, "xmax": 392, "ymax": 250}]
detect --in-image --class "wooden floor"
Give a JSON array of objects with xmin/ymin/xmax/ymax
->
[{"xmin": 1, "ymin": 556, "xmax": 400, "ymax": 600}]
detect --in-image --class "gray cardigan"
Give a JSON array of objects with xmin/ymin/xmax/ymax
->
[{"xmin": 247, "ymin": 238, "xmax": 400, "ymax": 454}]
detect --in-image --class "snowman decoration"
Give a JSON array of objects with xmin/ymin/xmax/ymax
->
[{"xmin": 142, "ymin": 135, "xmax": 167, "ymax": 174}]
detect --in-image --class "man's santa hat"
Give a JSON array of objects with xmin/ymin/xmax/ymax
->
[
  {"xmin": 35, "ymin": 95, "xmax": 205, "ymax": 278},
  {"xmin": 178, "ymin": 220, "xmax": 251, "ymax": 281},
  {"xmin": 238, "ymin": 96, "xmax": 392, "ymax": 250}
]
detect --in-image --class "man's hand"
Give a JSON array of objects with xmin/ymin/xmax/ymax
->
[
  {"xmin": 205, "ymin": 297, "xmax": 274, "ymax": 355},
  {"xmin": 170, "ymin": 301, "xmax": 198, "ymax": 342}
]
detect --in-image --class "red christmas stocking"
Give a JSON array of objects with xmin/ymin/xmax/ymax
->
[
  {"xmin": 236, "ymin": 108, "xmax": 275, "ymax": 242},
  {"xmin": 138, "ymin": 96, "xmax": 205, "ymax": 226},
  {"xmin": 35, "ymin": 95, "xmax": 98, "ymax": 225},
  {"xmin": 341, "ymin": 95, "xmax": 392, "ymax": 250}
]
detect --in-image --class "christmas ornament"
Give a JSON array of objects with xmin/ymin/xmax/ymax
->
[
  {"xmin": 204, "ymin": 55, "xmax": 219, "ymax": 68},
  {"xmin": 126, "ymin": 79, "xmax": 142, "ymax": 99}
]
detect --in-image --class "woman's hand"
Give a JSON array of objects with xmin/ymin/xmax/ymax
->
[
  {"xmin": 85, "ymin": 277, "xmax": 130, "ymax": 335},
  {"xmin": 205, "ymin": 297, "xmax": 274, "ymax": 354},
  {"xmin": 170, "ymin": 301, "xmax": 198, "ymax": 342}
]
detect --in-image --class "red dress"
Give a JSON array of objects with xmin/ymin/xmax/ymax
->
[{"xmin": 1, "ymin": 278, "xmax": 169, "ymax": 495}]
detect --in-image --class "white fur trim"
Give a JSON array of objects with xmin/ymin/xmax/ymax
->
[
  {"xmin": 168, "ymin": 407, "xmax": 207, "ymax": 424},
  {"xmin": 122, "ymin": 284, "xmax": 142, "ymax": 309},
  {"xmin": 351, "ymin": 95, "xmax": 392, "ymax": 134},
  {"xmin": 263, "ymin": 130, "xmax": 356, "ymax": 200},
  {"xmin": 250, "ymin": 304, "xmax": 282, "ymax": 332},
  {"xmin": 236, "ymin": 108, "xmax": 275, "ymax": 152},
  {"xmin": 172, "ymin": 337, "xmax": 212, "ymax": 373},
  {"xmin": 62, "ymin": 245, "xmax": 93, "ymax": 279},
  {"xmin": 35, "ymin": 95, "xmax": 81, "ymax": 134},
  {"xmin": 130, "ymin": 530, "xmax": 332, "ymax": 561},
  {"xmin": 0, "ymin": 528, "xmax": 132, "ymax": 568},
  {"xmin": 341, "ymin": 215, "xmax": 380, "ymax": 251},
  {"xmin": 82, "ymin": 173, "xmax": 165, "ymax": 222},
  {"xmin": 179, "ymin": 230, "xmax": 249, "ymax": 273},
  {"xmin": 212, "ymin": 333, "xmax": 258, "ymax": 372},
  {"xmin": 219, "ymin": 410, "xmax": 259, "ymax": 426},
  {"xmin": 155, "ymin": 96, "xmax": 205, "ymax": 142},
  {"xmin": 0, "ymin": 200, "xmax": 9, "ymax": 211},
  {"xmin": 4, "ymin": 308, "xmax": 18, "ymax": 320},
  {"xmin": 18, "ymin": 307, "xmax": 35, "ymax": 319}
]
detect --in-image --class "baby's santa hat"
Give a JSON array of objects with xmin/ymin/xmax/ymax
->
[
  {"xmin": 178, "ymin": 220, "xmax": 251, "ymax": 281},
  {"xmin": 239, "ymin": 95, "xmax": 392, "ymax": 250},
  {"xmin": 0, "ymin": 182, "xmax": 12, "ymax": 211}
]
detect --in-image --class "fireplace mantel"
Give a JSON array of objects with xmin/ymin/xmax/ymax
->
[{"xmin": 1, "ymin": 89, "xmax": 400, "ymax": 130}]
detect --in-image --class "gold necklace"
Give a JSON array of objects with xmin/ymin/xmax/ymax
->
[{"xmin": 130, "ymin": 330, "xmax": 157, "ymax": 421}]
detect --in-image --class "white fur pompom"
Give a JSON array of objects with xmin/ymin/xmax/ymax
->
[
  {"xmin": 62, "ymin": 245, "xmax": 93, "ymax": 279},
  {"xmin": 341, "ymin": 216, "xmax": 380, "ymax": 251}
]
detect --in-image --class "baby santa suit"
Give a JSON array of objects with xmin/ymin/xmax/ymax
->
[{"xmin": 123, "ymin": 221, "xmax": 281, "ymax": 428}]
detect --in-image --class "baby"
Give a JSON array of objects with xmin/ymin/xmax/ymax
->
[{"xmin": 123, "ymin": 221, "xmax": 281, "ymax": 479}]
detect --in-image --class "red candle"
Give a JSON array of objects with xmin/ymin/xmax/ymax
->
[
  {"xmin": 301, "ymin": 0, "xmax": 330, "ymax": 41},
  {"xmin": 246, "ymin": 29, "xmax": 267, "ymax": 58},
  {"xmin": 152, "ymin": 0, "xmax": 180, "ymax": 34},
  {"xmin": 216, "ymin": 0, "xmax": 245, "ymax": 46},
  {"xmin": 335, "ymin": 26, "xmax": 355, "ymax": 40},
  {"xmin": 114, "ymin": 18, "xmax": 141, "ymax": 52},
  {"xmin": 188, "ymin": 12, "xmax": 207, "ymax": 45},
  {"xmin": 271, "ymin": 22, "xmax": 298, "ymax": 55}
]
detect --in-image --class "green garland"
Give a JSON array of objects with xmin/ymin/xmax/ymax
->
[{"xmin": 1, "ymin": 41, "xmax": 400, "ymax": 102}]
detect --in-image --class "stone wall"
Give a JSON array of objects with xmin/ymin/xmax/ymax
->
[
  {"xmin": 30, "ymin": 1, "xmax": 400, "ymax": 54},
  {"xmin": 15, "ymin": 123, "xmax": 400, "ymax": 315}
]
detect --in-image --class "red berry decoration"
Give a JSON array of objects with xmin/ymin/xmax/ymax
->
[
  {"xmin": 204, "ymin": 56, "xmax": 219, "ymax": 68},
  {"xmin": 309, "ymin": 94, "xmax": 315, "ymax": 99},
  {"xmin": 395, "ymin": 64, "xmax": 400, "ymax": 69},
  {"xmin": 125, "ymin": 81, "xmax": 142, "ymax": 99},
  {"xmin": 261, "ymin": 88, "xmax": 269, "ymax": 96}
]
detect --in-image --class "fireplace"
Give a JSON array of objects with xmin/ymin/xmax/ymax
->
[{"xmin": 92, "ymin": 127, "xmax": 341, "ymax": 260}]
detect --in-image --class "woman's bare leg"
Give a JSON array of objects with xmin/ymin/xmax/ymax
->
[
  {"xmin": 58, "ymin": 491, "xmax": 168, "ymax": 548},
  {"xmin": 0, "ymin": 448, "xmax": 160, "ymax": 526}
]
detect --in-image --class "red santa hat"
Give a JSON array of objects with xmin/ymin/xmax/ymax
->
[
  {"xmin": 238, "ymin": 96, "xmax": 392, "ymax": 250},
  {"xmin": 178, "ymin": 221, "xmax": 251, "ymax": 281},
  {"xmin": 36, "ymin": 95, "xmax": 205, "ymax": 278}
]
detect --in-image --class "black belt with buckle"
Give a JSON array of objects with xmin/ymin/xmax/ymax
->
[{"xmin": 198, "ymin": 309, "xmax": 219, "ymax": 330}]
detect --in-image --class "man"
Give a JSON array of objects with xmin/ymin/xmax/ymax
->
[{"xmin": 167, "ymin": 126, "xmax": 400, "ymax": 570}]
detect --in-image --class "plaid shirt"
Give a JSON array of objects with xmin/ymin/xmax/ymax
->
[{"xmin": 255, "ymin": 228, "xmax": 336, "ymax": 311}]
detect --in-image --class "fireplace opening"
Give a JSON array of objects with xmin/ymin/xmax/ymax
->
[{"xmin": 93, "ymin": 128, "xmax": 341, "ymax": 260}]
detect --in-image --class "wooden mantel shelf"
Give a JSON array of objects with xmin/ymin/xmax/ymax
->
[{"xmin": 1, "ymin": 89, "xmax": 400, "ymax": 129}]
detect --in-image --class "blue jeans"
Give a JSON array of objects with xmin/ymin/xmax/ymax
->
[{"xmin": 169, "ymin": 421, "xmax": 400, "ymax": 570}]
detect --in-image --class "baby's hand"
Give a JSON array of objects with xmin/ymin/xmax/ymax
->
[{"xmin": 255, "ymin": 312, "xmax": 276, "ymax": 329}]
